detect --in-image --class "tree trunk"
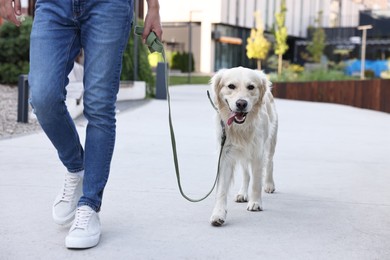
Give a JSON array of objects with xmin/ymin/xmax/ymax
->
[
  {"xmin": 257, "ymin": 59, "xmax": 261, "ymax": 70},
  {"xmin": 278, "ymin": 54, "xmax": 282, "ymax": 75}
]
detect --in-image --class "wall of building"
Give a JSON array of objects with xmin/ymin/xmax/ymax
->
[
  {"xmin": 219, "ymin": 0, "xmax": 368, "ymax": 37},
  {"xmin": 162, "ymin": 24, "xmax": 202, "ymax": 72},
  {"xmin": 158, "ymin": 0, "xmax": 223, "ymax": 23},
  {"xmin": 147, "ymin": 0, "xmax": 390, "ymax": 73}
]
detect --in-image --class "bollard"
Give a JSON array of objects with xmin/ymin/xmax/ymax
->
[
  {"xmin": 155, "ymin": 62, "xmax": 167, "ymax": 100},
  {"xmin": 17, "ymin": 74, "xmax": 29, "ymax": 123}
]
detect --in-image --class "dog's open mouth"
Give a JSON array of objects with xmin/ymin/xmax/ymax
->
[{"xmin": 227, "ymin": 112, "xmax": 248, "ymax": 126}]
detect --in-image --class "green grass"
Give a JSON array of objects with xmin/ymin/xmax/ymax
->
[{"xmin": 168, "ymin": 75, "xmax": 211, "ymax": 86}]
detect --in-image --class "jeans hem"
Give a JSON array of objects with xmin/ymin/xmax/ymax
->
[
  {"xmin": 67, "ymin": 168, "xmax": 84, "ymax": 174},
  {"xmin": 78, "ymin": 201, "xmax": 99, "ymax": 212}
]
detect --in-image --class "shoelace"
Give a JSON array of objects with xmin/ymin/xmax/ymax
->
[
  {"xmin": 60, "ymin": 174, "xmax": 80, "ymax": 202},
  {"xmin": 73, "ymin": 207, "xmax": 92, "ymax": 230}
]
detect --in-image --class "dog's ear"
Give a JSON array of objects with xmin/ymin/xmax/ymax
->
[
  {"xmin": 254, "ymin": 70, "xmax": 272, "ymax": 102},
  {"xmin": 255, "ymin": 70, "xmax": 272, "ymax": 91},
  {"xmin": 209, "ymin": 69, "xmax": 226, "ymax": 105}
]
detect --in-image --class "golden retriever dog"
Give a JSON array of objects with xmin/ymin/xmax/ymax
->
[{"xmin": 209, "ymin": 67, "xmax": 278, "ymax": 226}]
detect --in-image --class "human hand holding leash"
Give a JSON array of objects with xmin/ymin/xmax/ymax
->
[
  {"xmin": 0, "ymin": 0, "xmax": 22, "ymax": 26},
  {"xmin": 142, "ymin": 0, "xmax": 162, "ymax": 43}
]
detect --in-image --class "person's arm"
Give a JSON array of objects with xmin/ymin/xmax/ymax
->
[
  {"xmin": 142, "ymin": 0, "xmax": 162, "ymax": 41},
  {"xmin": 0, "ymin": 0, "xmax": 22, "ymax": 26}
]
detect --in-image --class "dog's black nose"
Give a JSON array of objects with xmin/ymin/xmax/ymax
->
[{"xmin": 236, "ymin": 99, "xmax": 248, "ymax": 111}]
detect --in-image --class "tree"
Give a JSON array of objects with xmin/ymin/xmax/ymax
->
[
  {"xmin": 306, "ymin": 11, "xmax": 326, "ymax": 63},
  {"xmin": 246, "ymin": 11, "xmax": 271, "ymax": 70},
  {"xmin": 274, "ymin": 0, "xmax": 288, "ymax": 75}
]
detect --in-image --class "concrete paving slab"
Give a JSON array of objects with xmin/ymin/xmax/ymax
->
[{"xmin": 1, "ymin": 85, "xmax": 390, "ymax": 259}]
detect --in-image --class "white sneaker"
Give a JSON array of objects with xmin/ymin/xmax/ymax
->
[
  {"xmin": 52, "ymin": 172, "xmax": 83, "ymax": 225},
  {"xmin": 65, "ymin": 205, "xmax": 101, "ymax": 249}
]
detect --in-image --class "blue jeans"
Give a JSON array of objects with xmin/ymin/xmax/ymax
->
[{"xmin": 29, "ymin": 0, "xmax": 133, "ymax": 212}]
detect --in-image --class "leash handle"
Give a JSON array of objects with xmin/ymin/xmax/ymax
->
[
  {"xmin": 135, "ymin": 26, "xmax": 223, "ymax": 202},
  {"xmin": 134, "ymin": 26, "xmax": 164, "ymax": 53}
]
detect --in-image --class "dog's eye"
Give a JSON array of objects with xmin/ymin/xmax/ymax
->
[
  {"xmin": 227, "ymin": 84, "xmax": 236, "ymax": 90},
  {"xmin": 247, "ymin": 85, "xmax": 255, "ymax": 90}
]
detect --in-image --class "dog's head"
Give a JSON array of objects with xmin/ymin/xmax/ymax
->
[{"xmin": 210, "ymin": 67, "xmax": 271, "ymax": 126}]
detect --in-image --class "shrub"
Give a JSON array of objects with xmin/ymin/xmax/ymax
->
[
  {"xmin": 0, "ymin": 17, "xmax": 32, "ymax": 84},
  {"xmin": 364, "ymin": 70, "xmax": 375, "ymax": 79},
  {"xmin": 171, "ymin": 52, "xmax": 194, "ymax": 72},
  {"xmin": 306, "ymin": 11, "xmax": 326, "ymax": 63},
  {"xmin": 148, "ymin": 52, "xmax": 164, "ymax": 68},
  {"xmin": 380, "ymin": 70, "xmax": 390, "ymax": 79},
  {"xmin": 270, "ymin": 69, "xmax": 354, "ymax": 82},
  {"xmin": 288, "ymin": 64, "xmax": 304, "ymax": 73}
]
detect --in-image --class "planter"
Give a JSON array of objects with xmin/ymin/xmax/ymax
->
[
  {"xmin": 118, "ymin": 81, "xmax": 146, "ymax": 101},
  {"xmin": 272, "ymin": 79, "xmax": 390, "ymax": 113}
]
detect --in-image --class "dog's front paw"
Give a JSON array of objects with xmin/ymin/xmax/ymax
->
[
  {"xmin": 235, "ymin": 193, "xmax": 248, "ymax": 203},
  {"xmin": 210, "ymin": 209, "xmax": 227, "ymax": 226},
  {"xmin": 264, "ymin": 182, "xmax": 275, "ymax": 193},
  {"xmin": 247, "ymin": 201, "xmax": 263, "ymax": 211}
]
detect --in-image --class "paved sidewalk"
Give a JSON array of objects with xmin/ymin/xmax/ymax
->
[{"xmin": 1, "ymin": 85, "xmax": 390, "ymax": 259}]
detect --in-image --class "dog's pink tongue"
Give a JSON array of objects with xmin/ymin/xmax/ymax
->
[{"xmin": 227, "ymin": 112, "xmax": 236, "ymax": 126}]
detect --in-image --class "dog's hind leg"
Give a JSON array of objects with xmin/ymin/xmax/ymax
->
[
  {"xmin": 263, "ymin": 97, "xmax": 278, "ymax": 193},
  {"xmin": 247, "ymin": 159, "xmax": 264, "ymax": 211},
  {"xmin": 235, "ymin": 163, "xmax": 249, "ymax": 202},
  {"xmin": 263, "ymin": 118, "xmax": 277, "ymax": 193},
  {"xmin": 210, "ymin": 155, "xmax": 235, "ymax": 226},
  {"xmin": 263, "ymin": 157, "xmax": 275, "ymax": 193}
]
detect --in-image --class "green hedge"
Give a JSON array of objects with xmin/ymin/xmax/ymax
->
[
  {"xmin": 269, "ymin": 69, "xmax": 354, "ymax": 82},
  {"xmin": 0, "ymin": 17, "xmax": 32, "ymax": 84},
  {"xmin": 171, "ymin": 52, "xmax": 194, "ymax": 73},
  {"xmin": 0, "ymin": 17, "xmax": 155, "ymax": 98}
]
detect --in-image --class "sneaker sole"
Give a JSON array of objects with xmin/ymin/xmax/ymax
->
[{"xmin": 65, "ymin": 233, "xmax": 101, "ymax": 249}]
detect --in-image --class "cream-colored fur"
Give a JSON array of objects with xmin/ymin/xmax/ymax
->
[{"xmin": 209, "ymin": 67, "xmax": 278, "ymax": 226}]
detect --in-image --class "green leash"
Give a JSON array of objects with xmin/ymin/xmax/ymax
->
[{"xmin": 134, "ymin": 26, "xmax": 226, "ymax": 202}]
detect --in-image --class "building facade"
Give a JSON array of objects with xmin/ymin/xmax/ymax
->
[{"xmin": 156, "ymin": 0, "xmax": 389, "ymax": 73}]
